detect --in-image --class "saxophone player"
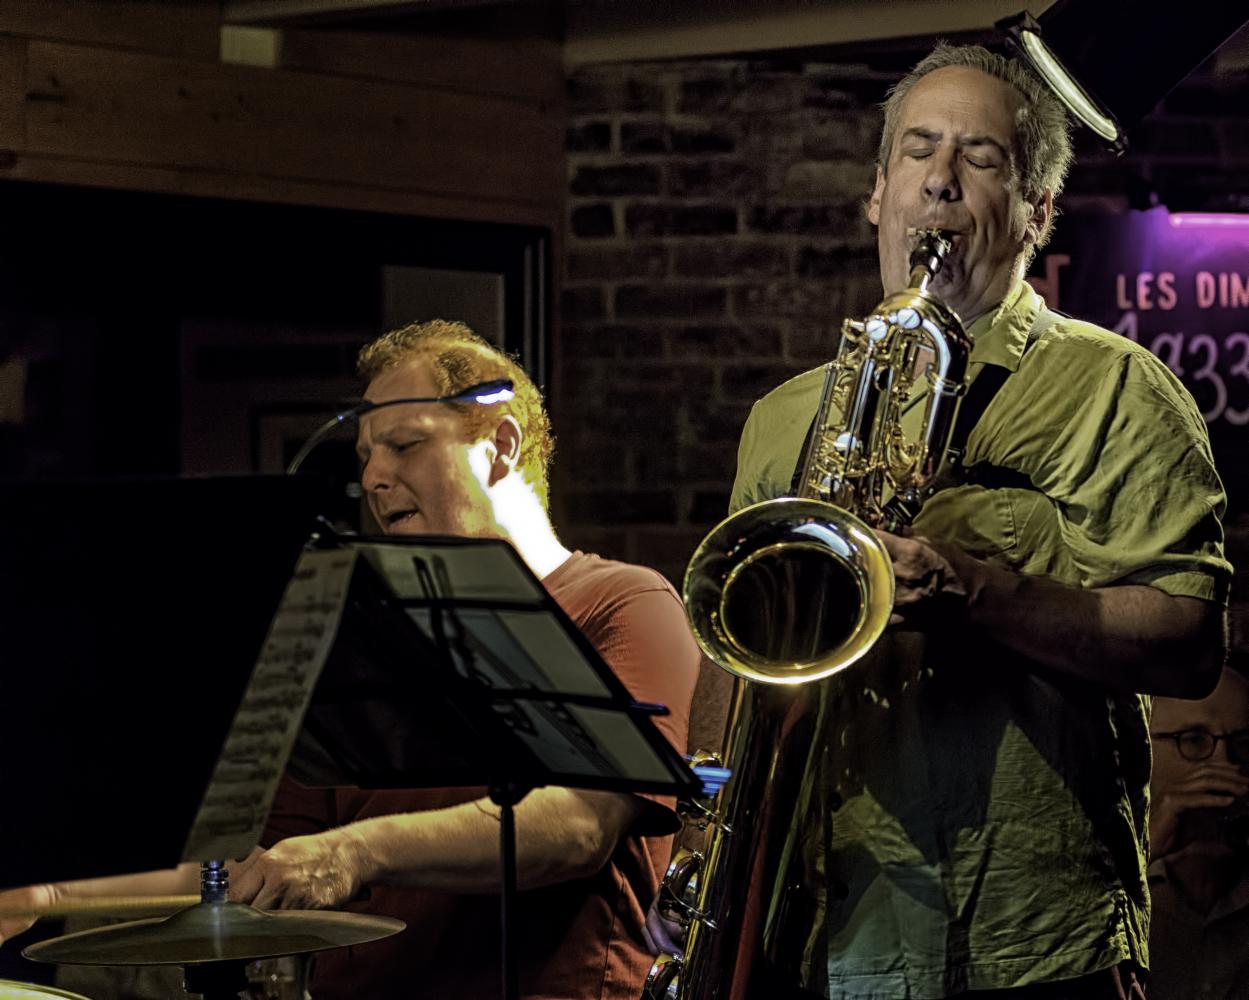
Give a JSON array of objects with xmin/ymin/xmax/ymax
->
[{"xmin": 723, "ymin": 43, "xmax": 1229, "ymax": 1000}]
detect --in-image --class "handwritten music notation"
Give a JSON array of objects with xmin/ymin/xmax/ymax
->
[{"xmin": 182, "ymin": 548, "xmax": 358, "ymax": 862}]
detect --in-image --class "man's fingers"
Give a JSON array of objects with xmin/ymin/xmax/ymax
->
[
  {"xmin": 0, "ymin": 915, "xmax": 37, "ymax": 945},
  {"xmin": 1177, "ymin": 760, "xmax": 1248, "ymax": 779},
  {"xmin": 1174, "ymin": 770, "xmax": 1249, "ymax": 796},
  {"xmin": 659, "ymin": 923, "xmax": 688, "ymax": 956},
  {"xmin": 0, "ymin": 885, "xmax": 58, "ymax": 945},
  {"xmin": 641, "ymin": 921, "xmax": 658, "ymax": 955},
  {"xmin": 655, "ymin": 915, "xmax": 688, "ymax": 955},
  {"xmin": 643, "ymin": 906, "xmax": 687, "ymax": 958},
  {"xmin": 229, "ymin": 861, "xmax": 267, "ymax": 906},
  {"xmin": 247, "ymin": 869, "xmax": 293, "ymax": 911},
  {"xmin": 651, "ymin": 924, "xmax": 685, "ymax": 958},
  {"xmin": 1169, "ymin": 790, "xmax": 1239, "ymax": 813}
]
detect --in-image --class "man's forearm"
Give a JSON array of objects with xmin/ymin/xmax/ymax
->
[
  {"xmin": 944, "ymin": 543, "xmax": 1224, "ymax": 696},
  {"xmin": 344, "ymin": 786, "xmax": 641, "ymax": 893}
]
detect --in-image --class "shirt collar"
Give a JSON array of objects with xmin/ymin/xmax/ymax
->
[{"xmin": 965, "ymin": 279, "xmax": 1043, "ymax": 373}]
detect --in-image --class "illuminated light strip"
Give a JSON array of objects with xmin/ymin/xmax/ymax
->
[
  {"xmin": 1169, "ymin": 213, "xmax": 1249, "ymax": 227},
  {"xmin": 1020, "ymin": 30, "xmax": 1120, "ymax": 144},
  {"xmin": 470, "ymin": 388, "xmax": 516, "ymax": 404}
]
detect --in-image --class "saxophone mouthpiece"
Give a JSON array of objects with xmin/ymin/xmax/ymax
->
[{"xmin": 906, "ymin": 228, "xmax": 955, "ymax": 285}]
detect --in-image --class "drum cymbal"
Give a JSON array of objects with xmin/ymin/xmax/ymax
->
[
  {"xmin": 22, "ymin": 902, "xmax": 404, "ymax": 966},
  {"xmin": 0, "ymin": 980, "xmax": 91, "ymax": 999}
]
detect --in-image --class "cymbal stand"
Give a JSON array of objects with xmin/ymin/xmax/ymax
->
[{"xmin": 181, "ymin": 860, "xmax": 247, "ymax": 1000}]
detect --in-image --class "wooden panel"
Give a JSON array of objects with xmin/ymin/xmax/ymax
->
[
  {"xmin": 22, "ymin": 41, "xmax": 564, "ymax": 210},
  {"xmin": 0, "ymin": 37, "xmax": 24, "ymax": 151},
  {"xmin": 279, "ymin": 29, "xmax": 563, "ymax": 105},
  {"xmin": 0, "ymin": 155, "xmax": 559, "ymax": 230},
  {"xmin": 0, "ymin": 1, "xmax": 221, "ymax": 60}
]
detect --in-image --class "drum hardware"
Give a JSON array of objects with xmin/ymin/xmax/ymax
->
[
  {"xmin": 244, "ymin": 955, "xmax": 308, "ymax": 1000},
  {"xmin": 22, "ymin": 860, "xmax": 402, "ymax": 1000}
]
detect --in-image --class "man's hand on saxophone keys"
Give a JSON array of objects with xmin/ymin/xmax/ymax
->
[{"xmin": 874, "ymin": 529, "xmax": 977, "ymax": 626}]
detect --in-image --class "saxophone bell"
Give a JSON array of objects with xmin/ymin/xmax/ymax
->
[{"xmin": 684, "ymin": 498, "xmax": 894, "ymax": 686}]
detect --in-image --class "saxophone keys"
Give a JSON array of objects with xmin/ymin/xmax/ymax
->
[
  {"xmin": 643, "ymin": 953, "xmax": 682, "ymax": 1000},
  {"xmin": 658, "ymin": 849, "xmax": 704, "ymax": 925}
]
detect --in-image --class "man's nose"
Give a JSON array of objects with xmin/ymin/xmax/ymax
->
[
  {"xmin": 1211, "ymin": 737, "xmax": 1248, "ymax": 769},
  {"xmin": 360, "ymin": 453, "xmax": 392, "ymax": 493},
  {"xmin": 922, "ymin": 147, "xmax": 961, "ymax": 203}
]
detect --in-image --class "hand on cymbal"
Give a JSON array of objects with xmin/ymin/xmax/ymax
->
[
  {"xmin": 230, "ymin": 831, "xmax": 372, "ymax": 910},
  {"xmin": 1151, "ymin": 763, "xmax": 1249, "ymax": 859},
  {"xmin": 0, "ymin": 883, "xmax": 56, "ymax": 945}
]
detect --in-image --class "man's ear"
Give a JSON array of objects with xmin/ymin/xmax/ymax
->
[
  {"xmin": 487, "ymin": 415, "xmax": 522, "ymax": 487},
  {"xmin": 867, "ymin": 166, "xmax": 886, "ymax": 227},
  {"xmin": 1025, "ymin": 189, "xmax": 1054, "ymax": 246}
]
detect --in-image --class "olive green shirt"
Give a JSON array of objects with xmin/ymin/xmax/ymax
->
[{"xmin": 731, "ymin": 280, "xmax": 1231, "ymax": 999}]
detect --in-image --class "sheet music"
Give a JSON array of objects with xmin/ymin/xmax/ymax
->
[{"xmin": 181, "ymin": 548, "xmax": 358, "ymax": 861}]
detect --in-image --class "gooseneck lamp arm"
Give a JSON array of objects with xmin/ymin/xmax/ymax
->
[
  {"xmin": 285, "ymin": 379, "xmax": 515, "ymax": 475},
  {"xmin": 996, "ymin": 10, "xmax": 1126, "ymax": 153}
]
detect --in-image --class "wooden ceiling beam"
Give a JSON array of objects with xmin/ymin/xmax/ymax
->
[
  {"xmin": 223, "ymin": 0, "xmax": 503, "ymax": 27},
  {"xmin": 564, "ymin": 0, "xmax": 1056, "ymax": 66}
]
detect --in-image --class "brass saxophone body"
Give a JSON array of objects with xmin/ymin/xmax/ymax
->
[{"xmin": 645, "ymin": 229, "xmax": 973, "ymax": 1000}]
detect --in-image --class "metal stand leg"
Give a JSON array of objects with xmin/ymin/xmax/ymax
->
[{"xmin": 489, "ymin": 783, "xmax": 525, "ymax": 1000}]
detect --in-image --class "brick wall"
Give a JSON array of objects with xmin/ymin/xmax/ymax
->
[
  {"xmin": 553, "ymin": 41, "xmax": 1249, "ymax": 586},
  {"xmin": 555, "ymin": 56, "xmax": 904, "ymax": 582}
]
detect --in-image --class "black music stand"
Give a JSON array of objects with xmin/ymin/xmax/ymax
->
[
  {"xmin": 1, "ymin": 478, "xmax": 701, "ymax": 1000},
  {"xmin": 284, "ymin": 531, "xmax": 703, "ymax": 1000}
]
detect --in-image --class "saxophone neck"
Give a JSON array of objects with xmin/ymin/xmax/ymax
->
[{"xmin": 905, "ymin": 227, "xmax": 956, "ymax": 293}]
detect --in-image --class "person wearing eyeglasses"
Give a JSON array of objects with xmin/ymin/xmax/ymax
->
[{"xmin": 1147, "ymin": 666, "xmax": 1249, "ymax": 1000}]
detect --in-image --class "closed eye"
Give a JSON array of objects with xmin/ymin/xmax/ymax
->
[{"xmin": 357, "ymin": 437, "xmax": 422, "ymax": 464}]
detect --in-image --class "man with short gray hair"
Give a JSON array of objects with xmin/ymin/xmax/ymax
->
[{"xmin": 727, "ymin": 41, "xmax": 1229, "ymax": 999}]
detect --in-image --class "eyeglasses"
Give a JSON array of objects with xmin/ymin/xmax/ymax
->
[{"xmin": 1151, "ymin": 728, "xmax": 1249, "ymax": 763}]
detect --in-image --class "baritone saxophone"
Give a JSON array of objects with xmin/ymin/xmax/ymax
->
[{"xmin": 645, "ymin": 228, "xmax": 973, "ymax": 1000}]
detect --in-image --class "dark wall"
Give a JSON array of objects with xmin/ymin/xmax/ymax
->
[{"xmin": 0, "ymin": 181, "xmax": 546, "ymax": 489}]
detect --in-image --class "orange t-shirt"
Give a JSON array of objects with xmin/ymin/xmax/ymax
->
[{"xmin": 263, "ymin": 551, "xmax": 701, "ymax": 1000}]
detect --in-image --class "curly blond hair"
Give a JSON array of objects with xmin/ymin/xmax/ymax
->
[{"xmin": 357, "ymin": 320, "xmax": 555, "ymax": 508}]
